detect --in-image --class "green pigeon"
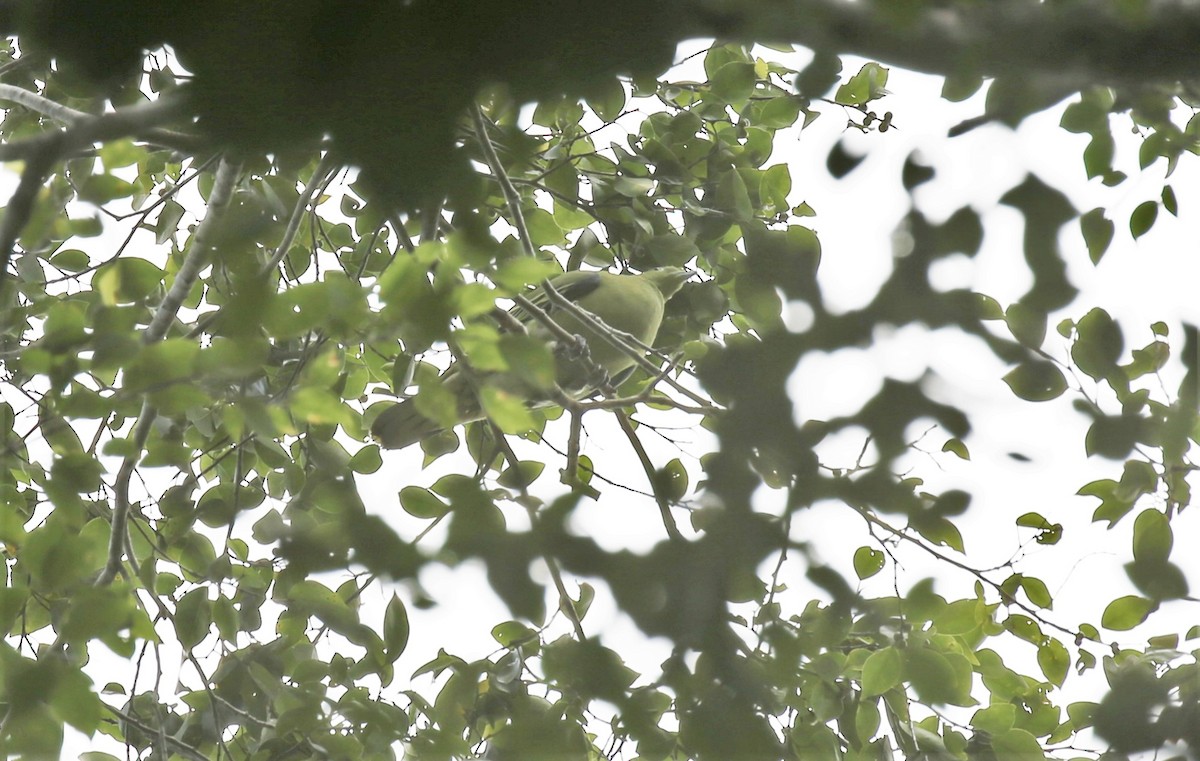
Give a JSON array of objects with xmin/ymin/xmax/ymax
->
[{"xmin": 371, "ymin": 267, "xmax": 692, "ymax": 449}]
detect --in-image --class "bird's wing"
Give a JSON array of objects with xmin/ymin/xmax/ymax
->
[{"xmin": 507, "ymin": 270, "xmax": 603, "ymax": 326}]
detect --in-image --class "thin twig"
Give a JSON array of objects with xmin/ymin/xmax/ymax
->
[
  {"xmin": 260, "ymin": 152, "xmax": 338, "ymax": 277},
  {"xmin": 487, "ymin": 419, "xmax": 589, "ymax": 642},
  {"xmin": 851, "ymin": 504, "xmax": 1088, "ymax": 643},
  {"xmin": 472, "ymin": 106, "xmax": 533, "ymax": 258},
  {"xmin": 563, "ymin": 410, "xmax": 584, "ymax": 488},
  {"xmin": 442, "ymin": 335, "xmax": 589, "ymax": 639},
  {"xmin": 389, "ymin": 213, "xmax": 416, "ymax": 253},
  {"xmin": 145, "ymin": 159, "xmax": 241, "ymax": 341},
  {"xmin": 103, "ymin": 707, "xmax": 210, "ymax": 761},
  {"xmin": 616, "ymin": 410, "xmax": 684, "ymax": 541},
  {"xmin": 420, "ymin": 198, "xmax": 443, "ymax": 243}
]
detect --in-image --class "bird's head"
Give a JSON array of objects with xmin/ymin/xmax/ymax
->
[{"xmin": 641, "ymin": 266, "xmax": 694, "ymax": 300}]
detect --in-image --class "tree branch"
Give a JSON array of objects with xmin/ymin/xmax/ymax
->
[
  {"xmin": 0, "ymin": 96, "xmax": 188, "ymax": 290},
  {"xmin": 704, "ymin": 0, "xmax": 1200, "ymax": 90},
  {"xmin": 98, "ymin": 159, "xmax": 240, "ymax": 586},
  {"xmin": 0, "ymin": 83, "xmax": 89, "ymax": 124},
  {"xmin": 145, "ymin": 159, "xmax": 241, "ymax": 341},
  {"xmin": 472, "ymin": 105, "xmax": 534, "ymax": 259},
  {"xmin": 260, "ymin": 152, "xmax": 338, "ymax": 277},
  {"xmin": 616, "ymin": 410, "xmax": 684, "ymax": 542}
]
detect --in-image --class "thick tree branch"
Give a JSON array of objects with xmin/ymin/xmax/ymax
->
[
  {"xmin": 0, "ymin": 83, "xmax": 88, "ymax": 124},
  {"xmin": 145, "ymin": 159, "xmax": 241, "ymax": 341},
  {"xmin": 702, "ymin": 0, "xmax": 1200, "ymax": 90}
]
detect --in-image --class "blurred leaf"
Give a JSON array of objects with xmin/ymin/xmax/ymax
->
[{"xmin": 1080, "ymin": 208, "xmax": 1114, "ymax": 264}]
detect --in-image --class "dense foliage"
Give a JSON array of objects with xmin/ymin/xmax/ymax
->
[{"xmin": 0, "ymin": 3, "xmax": 1198, "ymax": 760}]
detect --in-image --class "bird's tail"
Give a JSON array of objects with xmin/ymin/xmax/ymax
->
[{"xmin": 370, "ymin": 400, "xmax": 445, "ymax": 450}]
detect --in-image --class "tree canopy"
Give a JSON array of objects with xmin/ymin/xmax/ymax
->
[{"xmin": 0, "ymin": 2, "xmax": 1198, "ymax": 760}]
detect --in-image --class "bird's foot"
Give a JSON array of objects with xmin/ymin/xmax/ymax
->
[{"xmin": 555, "ymin": 333, "xmax": 592, "ymax": 363}]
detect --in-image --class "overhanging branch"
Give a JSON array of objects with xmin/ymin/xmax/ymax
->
[{"xmin": 699, "ymin": 0, "xmax": 1200, "ymax": 89}]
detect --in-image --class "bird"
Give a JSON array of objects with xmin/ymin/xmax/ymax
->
[{"xmin": 370, "ymin": 266, "xmax": 692, "ymax": 450}]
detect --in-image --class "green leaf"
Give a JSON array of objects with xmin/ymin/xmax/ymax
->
[
  {"xmin": 585, "ymin": 78, "xmax": 626, "ymax": 122},
  {"xmin": 1131, "ymin": 508, "xmax": 1172, "ymax": 564},
  {"xmin": 174, "ymin": 588, "xmax": 212, "ymax": 649},
  {"xmin": 911, "ymin": 514, "xmax": 965, "ymax": 552},
  {"xmin": 1066, "ymin": 701, "xmax": 1098, "ymax": 730},
  {"xmin": 1037, "ymin": 639, "xmax": 1070, "ymax": 686},
  {"xmin": 95, "ymin": 257, "xmax": 165, "ymax": 305},
  {"xmin": 1016, "ymin": 512, "xmax": 1052, "ymax": 529},
  {"xmin": 1162, "ymin": 185, "xmax": 1178, "ymax": 216},
  {"xmin": 289, "ymin": 387, "xmax": 351, "ymax": 427},
  {"xmin": 78, "ymin": 174, "xmax": 136, "ymax": 203},
  {"xmin": 287, "ymin": 580, "xmax": 360, "ymax": 635},
  {"xmin": 710, "ymin": 61, "xmax": 757, "ymax": 105},
  {"xmin": 1003, "ymin": 361, "xmax": 1067, "ymax": 402},
  {"xmin": 613, "ymin": 176, "xmax": 655, "ymax": 197},
  {"xmin": 1071, "ymin": 307, "xmax": 1123, "ymax": 381},
  {"xmin": 757, "ymin": 95, "xmax": 801, "ymax": 129},
  {"xmin": 642, "ymin": 234, "xmax": 701, "ymax": 268},
  {"xmin": 942, "ymin": 74, "xmax": 984, "ymax": 102},
  {"xmin": 413, "ymin": 380, "xmax": 460, "ymax": 430},
  {"xmin": 154, "ymin": 199, "xmax": 186, "ymax": 245},
  {"xmin": 972, "ymin": 704, "xmax": 1016, "ymax": 734},
  {"xmin": 853, "ymin": 546, "xmax": 885, "ymax": 580},
  {"xmin": 1084, "ymin": 132, "xmax": 1115, "ymax": 179},
  {"xmin": 715, "ymin": 169, "xmax": 754, "ymax": 223},
  {"xmin": 49, "ymin": 248, "xmax": 90, "ymax": 273},
  {"xmin": 213, "ymin": 595, "xmax": 237, "ymax": 642},
  {"xmin": 1005, "ymin": 302, "xmax": 1047, "ymax": 349},
  {"xmin": 759, "ymin": 164, "xmax": 792, "ymax": 213},
  {"xmin": 941, "ymin": 437, "xmax": 970, "ymax": 460},
  {"xmin": 399, "ymin": 486, "xmax": 448, "ymax": 519},
  {"xmin": 348, "ymin": 444, "xmax": 383, "ymax": 474},
  {"xmin": 491, "ymin": 620, "xmax": 537, "ymax": 647},
  {"xmin": 654, "ymin": 458, "xmax": 689, "ymax": 502},
  {"xmin": 1080, "ymin": 208, "xmax": 1114, "ymax": 264},
  {"xmin": 1100, "ymin": 595, "xmax": 1157, "ymax": 630},
  {"xmin": 905, "ymin": 646, "xmax": 970, "ymax": 705},
  {"xmin": 523, "ymin": 207, "xmax": 566, "ymax": 247},
  {"xmin": 384, "ymin": 594, "xmax": 410, "ymax": 662},
  {"xmin": 498, "ymin": 460, "xmax": 545, "ymax": 490},
  {"xmin": 1125, "ymin": 558, "xmax": 1189, "ymax": 601},
  {"xmin": 1129, "ymin": 200, "xmax": 1158, "ymax": 239},
  {"xmin": 990, "ymin": 727, "xmax": 1045, "ymax": 761},
  {"xmin": 861, "ymin": 646, "xmax": 902, "ymax": 697},
  {"xmin": 479, "ymin": 386, "xmax": 537, "ymax": 435},
  {"xmin": 835, "ymin": 62, "xmax": 889, "ymax": 106},
  {"xmin": 1020, "ymin": 575, "xmax": 1053, "ymax": 609}
]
